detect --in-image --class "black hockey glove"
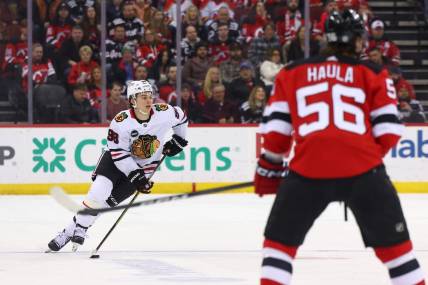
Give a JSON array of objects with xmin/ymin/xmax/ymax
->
[
  {"xmin": 128, "ymin": 169, "xmax": 154, "ymax": 194},
  {"xmin": 162, "ymin": 134, "xmax": 188, "ymax": 157}
]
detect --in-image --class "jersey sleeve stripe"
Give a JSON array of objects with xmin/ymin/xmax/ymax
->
[
  {"xmin": 262, "ymin": 112, "xmax": 292, "ymax": 124},
  {"xmin": 370, "ymin": 104, "xmax": 398, "ymax": 119},
  {"xmin": 372, "ymin": 114, "xmax": 401, "ymax": 125},
  {"xmin": 109, "ymin": 148, "xmax": 128, "ymax": 151},
  {"xmin": 264, "ymin": 102, "xmax": 290, "ymax": 116},
  {"xmin": 112, "ymin": 154, "xmax": 131, "ymax": 162},
  {"xmin": 372, "ymin": 123, "xmax": 405, "ymax": 138},
  {"xmin": 260, "ymin": 120, "xmax": 293, "ymax": 136}
]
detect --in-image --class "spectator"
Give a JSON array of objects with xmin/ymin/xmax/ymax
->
[
  {"xmin": 276, "ymin": 0, "xmax": 304, "ymax": 46},
  {"xmin": 240, "ymin": 85, "xmax": 267, "ymax": 123},
  {"xmin": 149, "ymin": 49, "xmax": 175, "ymax": 83},
  {"xmin": 136, "ymin": 28, "xmax": 166, "ymax": 68},
  {"xmin": 134, "ymin": 64, "xmax": 149, "ymax": 81},
  {"xmin": 397, "ymin": 83, "xmax": 426, "ymax": 123},
  {"xmin": 181, "ymin": 25, "xmax": 201, "ymax": 62},
  {"xmin": 109, "ymin": 1, "xmax": 145, "ymax": 44},
  {"xmin": 248, "ymin": 23, "xmax": 281, "ymax": 68},
  {"xmin": 60, "ymin": 83, "xmax": 98, "ymax": 123},
  {"xmin": 205, "ymin": 6, "xmax": 240, "ymax": 43},
  {"xmin": 388, "ymin": 66, "xmax": 416, "ymax": 100},
  {"xmin": 45, "ymin": 3, "xmax": 74, "ymax": 52},
  {"xmin": 158, "ymin": 64, "xmax": 177, "ymax": 103},
  {"xmin": 106, "ymin": 24, "xmax": 129, "ymax": 65},
  {"xmin": 200, "ymin": 1, "xmax": 234, "ymax": 22},
  {"xmin": 366, "ymin": 46, "xmax": 385, "ymax": 66},
  {"xmin": 133, "ymin": 0, "xmax": 158, "ymax": 26},
  {"xmin": 182, "ymin": 5, "xmax": 205, "ymax": 39},
  {"xmin": 366, "ymin": 19, "xmax": 400, "ymax": 66},
  {"xmin": 148, "ymin": 10, "xmax": 174, "ymax": 46},
  {"xmin": 219, "ymin": 42, "xmax": 245, "ymax": 85},
  {"xmin": 59, "ymin": 25, "xmax": 89, "ymax": 79},
  {"xmin": 285, "ymin": 26, "xmax": 320, "ymax": 63},
  {"xmin": 208, "ymin": 23, "xmax": 235, "ymax": 65},
  {"xmin": 242, "ymin": 1, "xmax": 270, "ymax": 44},
  {"xmin": 88, "ymin": 66, "xmax": 102, "ymax": 109},
  {"xmin": 260, "ymin": 48, "xmax": 284, "ymax": 95},
  {"xmin": 228, "ymin": 61, "xmax": 263, "ymax": 106},
  {"xmin": 107, "ymin": 81, "xmax": 128, "ymax": 121},
  {"xmin": 182, "ymin": 41, "xmax": 214, "ymax": 91},
  {"xmin": 21, "ymin": 43, "xmax": 57, "ymax": 92},
  {"xmin": 63, "ymin": 0, "xmax": 96, "ymax": 24},
  {"xmin": 3, "ymin": 25, "xmax": 27, "ymax": 72},
  {"xmin": 201, "ymin": 83, "xmax": 238, "ymax": 124},
  {"xmin": 313, "ymin": 0, "xmax": 338, "ymax": 43},
  {"xmin": 165, "ymin": 0, "xmax": 194, "ymax": 28},
  {"xmin": 112, "ymin": 45, "xmax": 138, "ymax": 84},
  {"xmin": 81, "ymin": 6, "xmax": 101, "ymax": 52},
  {"xmin": 198, "ymin": 66, "xmax": 222, "ymax": 105},
  {"xmin": 67, "ymin": 45, "xmax": 99, "ymax": 87},
  {"xmin": 170, "ymin": 84, "xmax": 202, "ymax": 123},
  {"xmin": 107, "ymin": 0, "xmax": 123, "ymax": 23}
]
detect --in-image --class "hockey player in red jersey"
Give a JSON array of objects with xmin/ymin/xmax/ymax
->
[
  {"xmin": 47, "ymin": 80, "xmax": 188, "ymax": 252},
  {"xmin": 254, "ymin": 9, "xmax": 425, "ymax": 285}
]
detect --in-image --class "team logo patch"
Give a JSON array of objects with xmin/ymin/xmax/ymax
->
[
  {"xmin": 130, "ymin": 130, "xmax": 138, "ymax": 137},
  {"xmin": 131, "ymin": 134, "xmax": 160, "ymax": 159},
  {"xmin": 114, "ymin": 112, "xmax": 128, "ymax": 122},
  {"xmin": 155, "ymin": 104, "xmax": 169, "ymax": 111}
]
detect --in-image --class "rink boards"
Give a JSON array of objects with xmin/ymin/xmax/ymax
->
[{"xmin": 0, "ymin": 125, "xmax": 427, "ymax": 194}]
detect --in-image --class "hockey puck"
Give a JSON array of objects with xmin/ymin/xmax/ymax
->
[{"xmin": 90, "ymin": 254, "xmax": 100, "ymax": 259}]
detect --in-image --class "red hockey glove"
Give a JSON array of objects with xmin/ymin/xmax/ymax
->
[{"xmin": 254, "ymin": 155, "xmax": 288, "ymax": 196}]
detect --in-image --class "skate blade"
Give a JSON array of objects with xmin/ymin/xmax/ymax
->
[
  {"xmin": 45, "ymin": 249, "xmax": 53, "ymax": 253},
  {"xmin": 71, "ymin": 243, "xmax": 80, "ymax": 252}
]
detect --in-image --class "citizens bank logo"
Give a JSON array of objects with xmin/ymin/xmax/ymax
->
[{"xmin": 32, "ymin": 138, "xmax": 66, "ymax": 173}]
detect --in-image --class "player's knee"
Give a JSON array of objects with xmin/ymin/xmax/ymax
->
[{"xmin": 85, "ymin": 175, "xmax": 114, "ymax": 208}]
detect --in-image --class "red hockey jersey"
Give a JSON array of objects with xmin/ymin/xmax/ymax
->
[{"xmin": 260, "ymin": 55, "xmax": 403, "ymax": 178}]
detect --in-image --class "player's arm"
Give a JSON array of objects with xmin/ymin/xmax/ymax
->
[
  {"xmin": 163, "ymin": 105, "xmax": 189, "ymax": 157},
  {"xmin": 255, "ymin": 69, "xmax": 291, "ymax": 196},
  {"xmin": 369, "ymin": 69, "xmax": 404, "ymax": 156},
  {"xmin": 107, "ymin": 117, "xmax": 153, "ymax": 193}
]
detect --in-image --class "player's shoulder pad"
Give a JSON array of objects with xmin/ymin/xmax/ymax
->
[
  {"xmin": 356, "ymin": 59, "xmax": 384, "ymax": 74},
  {"xmin": 153, "ymin": 103, "xmax": 170, "ymax": 112},
  {"xmin": 285, "ymin": 55, "xmax": 328, "ymax": 71},
  {"xmin": 113, "ymin": 110, "xmax": 130, "ymax": 123}
]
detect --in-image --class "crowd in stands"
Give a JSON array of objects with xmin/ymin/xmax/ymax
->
[{"xmin": 0, "ymin": 0, "xmax": 425, "ymax": 123}]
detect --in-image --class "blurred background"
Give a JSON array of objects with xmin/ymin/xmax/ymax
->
[{"xmin": 0, "ymin": 0, "xmax": 427, "ymax": 125}]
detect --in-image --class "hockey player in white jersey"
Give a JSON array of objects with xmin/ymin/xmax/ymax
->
[{"xmin": 47, "ymin": 80, "xmax": 188, "ymax": 252}]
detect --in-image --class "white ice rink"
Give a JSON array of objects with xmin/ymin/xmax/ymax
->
[{"xmin": 0, "ymin": 193, "xmax": 427, "ymax": 285}]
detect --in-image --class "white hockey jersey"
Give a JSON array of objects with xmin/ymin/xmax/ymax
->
[{"xmin": 107, "ymin": 103, "xmax": 188, "ymax": 176}]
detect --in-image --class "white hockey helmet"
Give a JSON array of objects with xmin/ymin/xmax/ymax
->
[{"xmin": 126, "ymin": 80, "xmax": 153, "ymax": 99}]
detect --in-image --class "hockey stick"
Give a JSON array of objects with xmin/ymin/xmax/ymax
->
[
  {"xmin": 80, "ymin": 181, "xmax": 254, "ymax": 216},
  {"xmin": 89, "ymin": 155, "xmax": 166, "ymax": 258}
]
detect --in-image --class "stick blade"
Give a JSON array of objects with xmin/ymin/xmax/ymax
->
[{"xmin": 49, "ymin": 186, "xmax": 83, "ymax": 213}]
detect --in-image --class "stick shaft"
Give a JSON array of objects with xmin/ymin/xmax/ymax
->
[{"xmin": 81, "ymin": 181, "xmax": 254, "ymax": 216}]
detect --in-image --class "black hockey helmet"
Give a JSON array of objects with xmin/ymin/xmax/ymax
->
[{"xmin": 325, "ymin": 9, "xmax": 365, "ymax": 45}]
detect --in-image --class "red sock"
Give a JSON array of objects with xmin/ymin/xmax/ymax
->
[
  {"xmin": 374, "ymin": 240, "xmax": 425, "ymax": 285},
  {"xmin": 260, "ymin": 239, "xmax": 298, "ymax": 285}
]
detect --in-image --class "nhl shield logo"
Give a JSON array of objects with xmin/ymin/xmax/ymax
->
[{"xmin": 131, "ymin": 134, "xmax": 160, "ymax": 159}]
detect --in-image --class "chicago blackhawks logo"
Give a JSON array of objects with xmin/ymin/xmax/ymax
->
[
  {"xmin": 131, "ymin": 134, "xmax": 160, "ymax": 159},
  {"xmin": 114, "ymin": 112, "xmax": 128, "ymax": 122},
  {"xmin": 155, "ymin": 103, "xmax": 169, "ymax": 111}
]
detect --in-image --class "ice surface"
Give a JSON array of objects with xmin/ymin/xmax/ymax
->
[{"xmin": 0, "ymin": 194, "xmax": 427, "ymax": 285}]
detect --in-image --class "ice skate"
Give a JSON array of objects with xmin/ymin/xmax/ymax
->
[
  {"xmin": 71, "ymin": 225, "xmax": 87, "ymax": 252},
  {"xmin": 47, "ymin": 229, "xmax": 72, "ymax": 252}
]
